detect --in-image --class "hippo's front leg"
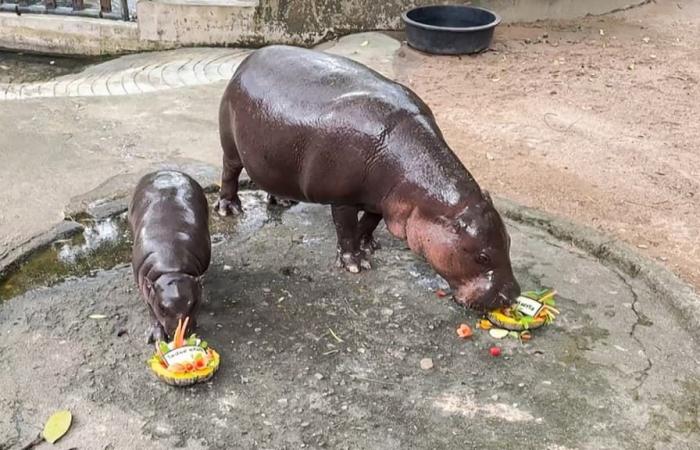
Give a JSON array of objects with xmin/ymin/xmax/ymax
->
[
  {"xmin": 358, "ymin": 212, "xmax": 383, "ymax": 254},
  {"xmin": 331, "ymin": 205, "xmax": 372, "ymax": 273},
  {"xmin": 146, "ymin": 306, "xmax": 167, "ymax": 344}
]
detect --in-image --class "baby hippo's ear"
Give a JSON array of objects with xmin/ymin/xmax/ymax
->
[{"xmin": 141, "ymin": 277, "xmax": 155, "ymax": 300}]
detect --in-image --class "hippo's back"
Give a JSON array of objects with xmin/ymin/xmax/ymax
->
[
  {"xmin": 231, "ymin": 45, "xmax": 428, "ymax": 122},
  {"xmin": 222, "ymin": 46, "xmax": 453, "ymax": 205},
  {"xmin": 129, "ymin": 170, "xmax": 210, "ymax": 277}
]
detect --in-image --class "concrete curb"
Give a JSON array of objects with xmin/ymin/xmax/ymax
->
[
  {"xmin": 494, "ymin": 197, "xmax": 700, "ymax": 340},
  {"xmin": 2, "ymin": 180, "xmax": 698, "ymax": 342}
]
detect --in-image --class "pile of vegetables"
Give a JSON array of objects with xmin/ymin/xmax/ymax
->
[
  {"xmin": 148, "ymin": 317, "xmax": 220, "ymax": 386},
  {"xmin": 503, "ymin": 289, "xmax": 558, "ymax": 325},
  {"xmin": 486, "ymin": 288, "xmax": 559, "ymax": 331},
  {"xmin": 152, "ymin": 317, "xmax": 216, "ymax": 374}
]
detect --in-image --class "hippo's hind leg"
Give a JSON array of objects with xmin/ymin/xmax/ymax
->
[
  {"xmin": 358, "ymin": 212, "xmax": 382, "ymax": 254},
  {"xmin": 215, "ymin": 102, "xmax": 244, "ymax": 217},
  {"xmin": 331, "ymin": 205, "xmax": 372, "ymax": 273},
  {"xmin": 215, "ymin": 144, "xmax": 244, "ymax": 217}
]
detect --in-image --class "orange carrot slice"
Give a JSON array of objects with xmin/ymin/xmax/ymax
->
[
  {"xmin": 181, "ymin": 317, "xmax": 190, "ymax": 344},
  {"xmin": 173, "ymin": 319, "xmax": 183, "ymax": 348}
]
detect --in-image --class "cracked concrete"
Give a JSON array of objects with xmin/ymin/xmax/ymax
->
[{"xmin": 618, "ymin": 272, "xmax": 653, "ymax": 398}]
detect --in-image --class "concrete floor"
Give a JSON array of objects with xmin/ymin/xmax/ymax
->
[
  {"xmin": 0, "ymin": 3, "xmax": 699, "ymax": 448},
  {"xmin": 1, "ymin": 190, "xmax": 698, "ymax": 449}
]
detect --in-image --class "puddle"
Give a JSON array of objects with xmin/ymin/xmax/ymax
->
[
  {"xmin": 0, "ymin": 213, "xmax": 132, "ymax": 302},
  {"xmin": 0, "ymin": 51, "xmax": 107, "ymax": 84},
  {"xmin": 0, "ymin": 191, "xmax": 287, "ymax": 302}
]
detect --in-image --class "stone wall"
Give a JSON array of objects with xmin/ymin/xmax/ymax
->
[
  {"xmin": 138, "ymin": 0, "xmax": 649, "ymax": 47},
  {"xmin": 0, "ymin": 0, "xmax": 648, "ymax": 55}
]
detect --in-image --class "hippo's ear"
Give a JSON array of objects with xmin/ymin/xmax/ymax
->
[{"xmin": 142, "ymin": 277, "xmax": 155, "ymax": 299}]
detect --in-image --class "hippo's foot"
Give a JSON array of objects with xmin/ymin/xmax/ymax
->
[
  {"xmin": 215, "ymin": 197, "xmax": 243, "ymax": 217},
  {"xmin": 268, "ymin": 194, "xmax": 298, "ymax": 208},
  {"xmin": 146, "ymin": 322, "xmax": 167, "ymax": 344},
  {"xmin": 360, "ymin": 236, "xmax": 381, "ymax": 254},
  {"xmin": 336, "ymin": 250, "xmax": 372, "ymax": 273}
]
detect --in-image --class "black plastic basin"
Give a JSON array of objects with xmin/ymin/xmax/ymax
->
[{"xmin": 402, "ymin": 5, "xmax": 501, "ymax": 55}]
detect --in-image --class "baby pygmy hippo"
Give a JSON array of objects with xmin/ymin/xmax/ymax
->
[{"xmin": 129, "ymin": 170, "xmax": 211, "ymax": 343}]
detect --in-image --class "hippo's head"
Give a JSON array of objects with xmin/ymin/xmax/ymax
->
[
  {"xmin": 410, "ymin": 191, "xmax": 520, "ymax": 311},
  {"xmin": 145, "ymin": 273, "xmax": 202, "ymax": 341}
]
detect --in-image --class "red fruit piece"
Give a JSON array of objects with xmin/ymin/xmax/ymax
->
[
  {"xmin": 489, "ymin": 346, "xmax": 502, "ymax": 357},
  {"xmin": 436, "ymin": 289, "xmax": 448, "ymax": 298}
]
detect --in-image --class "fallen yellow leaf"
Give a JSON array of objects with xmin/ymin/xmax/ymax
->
[{"xmin": 42, "ymin": 410, "xmax": 72, "ymax": 444}]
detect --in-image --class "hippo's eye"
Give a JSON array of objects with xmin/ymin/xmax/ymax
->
[{"xmin": 476, "ymin": 253, "xmax": 490, "ymax": 265}]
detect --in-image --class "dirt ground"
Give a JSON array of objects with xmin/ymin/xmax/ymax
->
[{"xmin": 393, "ymin": 0, "xmax": 700, "ymax": 289}]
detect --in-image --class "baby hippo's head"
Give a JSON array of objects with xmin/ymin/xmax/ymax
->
[
  {"xmin": 147, "ymin": 273, "xmax": 202, "ymax": 342},
  {"xmin": 412, "ymin": 192, "xmax": 520, "ymax": 311}
]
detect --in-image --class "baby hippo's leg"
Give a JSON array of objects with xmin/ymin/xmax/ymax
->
[
  {"xmin": 331, "ymin": 205, "xmax": 372, "ymax": 273},
  {"xmin": 358, "ymin": 212, "xmax": 382, "ymax": 254},
  {"xmin": 146, "ymin": 307, "xmax": 167, "ymax": 344}
]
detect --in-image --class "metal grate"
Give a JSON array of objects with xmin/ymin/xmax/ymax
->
[{"xmin": 0, "ymin": 0, "xmax": 134, "ymax": 20}]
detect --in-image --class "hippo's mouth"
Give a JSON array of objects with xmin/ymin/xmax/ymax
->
[{"xmin": 450, "ymin": 291, "xmax": 514, "ymax": 312}]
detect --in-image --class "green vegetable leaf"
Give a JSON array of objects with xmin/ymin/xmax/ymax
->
[
  {"xmin": 187, "ymin": 336, "xmax": 197, "ymax": 346},
  {"xmin": 200, "ymin": 341, "xmax": 208, "ymax": 349},
  {"xmin": 159, "ymin": 342, "xmax": 169, "ymax": 355},
  {"xmin": 42, "ymin": 410, "xmax": 72, "ymax": 444},
  {"xmin": 542, "ymin": 297, "xmax": 556, "ymax": 306}
]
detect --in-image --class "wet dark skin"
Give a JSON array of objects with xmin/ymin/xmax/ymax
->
[
  {"xmin": 129, "ymin": 170, "xmax": 211, "ymax": 342},
  {"xmin": 216, "ymin": 46, "xmax": 519, "ymax": 310}
]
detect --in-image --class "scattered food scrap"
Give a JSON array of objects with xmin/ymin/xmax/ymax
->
[
  {"xmin": 420, "ymin": 358, "xmax": 434, "ymax": 370},
  {"xmin": 456, "ymin": 324, "xmax": 473, "ymax": 338},
  {"xmin": 488, "ymin": 328, "xmax": 509, "ymax": 339}
]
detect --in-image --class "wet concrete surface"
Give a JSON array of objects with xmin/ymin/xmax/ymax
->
[
  {"xmin": 0, "ymin": 191, "xmax": 698, "ymax": 449},
  {"xmin": 0, "ymin": 51, "xmax": 100, "ymax": 84}
]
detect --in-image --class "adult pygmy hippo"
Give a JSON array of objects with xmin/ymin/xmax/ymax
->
[
  {"xmin": 129, "ymin": 170, "xmax": 211, "ymax": 342},
  {"xmin": 216, "ymin": 46, "xmax": 519, "ymax": 310}
]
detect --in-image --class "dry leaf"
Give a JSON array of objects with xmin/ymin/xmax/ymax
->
[
  {"xmin": 360, "ymin": 40, "xmax": 369, "ymax": 47},
  {"xmin": 42, "ymin": 410, "xmax": 72, "ymax": 444},
  {"xmin": 88, "ymin": 314, "xmax": 107, "ymax": 320}
]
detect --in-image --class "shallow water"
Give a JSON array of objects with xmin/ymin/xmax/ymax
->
[{"xmin": 0, "ymin": 191, "xmax": 281, "ymax": 301}]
